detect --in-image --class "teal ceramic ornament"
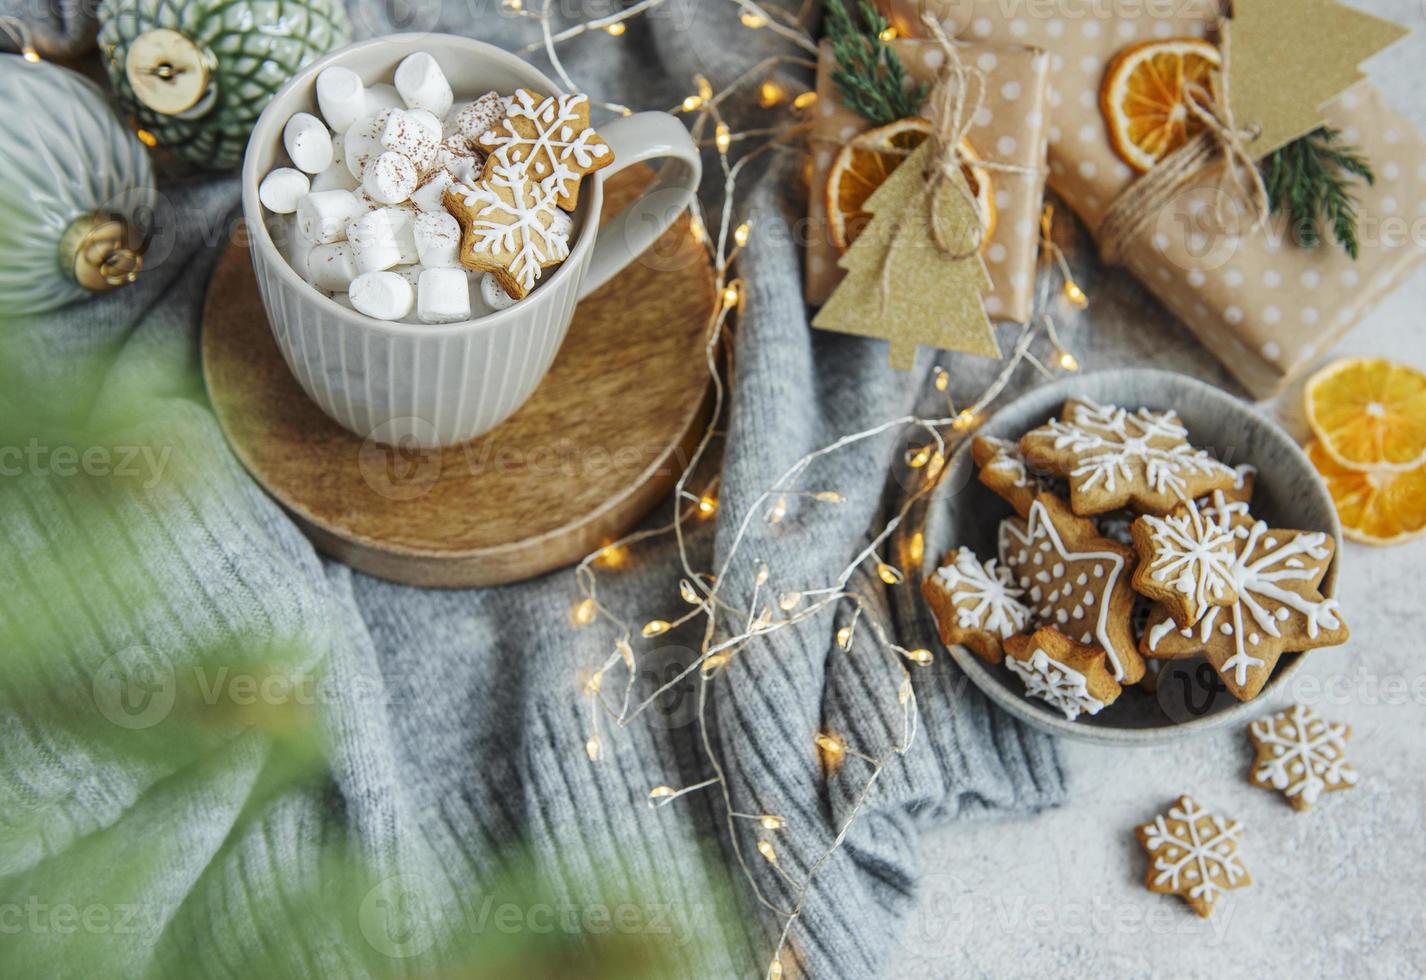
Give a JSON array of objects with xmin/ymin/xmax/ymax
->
[
  {"xmin": 97, "ymin": 0, "xmax": 351, "ymax": 171},
  {"xmin": 0, "ymin": 55, "xmax": 156, "ymax": 316}
]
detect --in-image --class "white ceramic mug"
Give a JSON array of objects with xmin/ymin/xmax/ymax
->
[{"xmin": 241, "ymin": 34, "xmax": 701, "ymax": 448}]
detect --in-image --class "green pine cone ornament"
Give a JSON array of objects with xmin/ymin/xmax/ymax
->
[
  {"xmin": 98, "ymin": 0, "xmax": 351, "ymax": 171},
  {"xmin": 0, "ymin": 56, "xmax": 156, "ymax": 316}
]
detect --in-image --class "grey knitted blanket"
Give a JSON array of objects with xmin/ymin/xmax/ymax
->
[{"xmin": 1, "ymin": 3, "xmax": 1070, "ymax": 976}]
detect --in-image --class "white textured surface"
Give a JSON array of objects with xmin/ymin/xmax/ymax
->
[{"xmin": 891, "ymin": 4, "xmax": 1426, "ymax": 974}]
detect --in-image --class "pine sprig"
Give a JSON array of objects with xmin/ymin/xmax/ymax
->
[
  {"xmin": 1261, "ymin": 127, "xmax": 1375, "ymax": 260},
  {"xmin": 824, "ymin": 0, "xmax": 926, "ymax": 126}
]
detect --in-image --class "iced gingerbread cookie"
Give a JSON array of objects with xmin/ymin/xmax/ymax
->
[
  {"xmin": 973, "ymin": 436, "xmax": 1040, "ymax": 518},
  {"xmin": 999, "ymin": 493, "xmax": 1145, "ymax": 684},
  {"xmin": 1004, "ymin": 628, "xmax": 1122, "ymax": 720},
  {"xmin": 1140, "ymin": 515, "xmax": 1348, "ymax": 701},
  {"xmin": 1248, "ymin": 703, "xmax": 1358, "ymax": 811},
  {"xmin": 478, "ymin": 89, "xmax": 613, "ymax": 210},
  {"xmin": 1020, "ymin": 399, "xmax": 1236, "ymax": 516},
  {"xmin": 444, "ymin": 158, "xmax": 571, "ymax": 300},
  {"xmin": 922, "ymin": 547, "xmax": 1031, "ymax": 665},
  {"xmin": 1131, "ymin": 497, "xmax": 1239, "ymax": 628},
  {"xmin": 1210, "ymin": 464, "xmax": 1256, "ymax": 507},
  {"xmin": 1136, "ymin": 795, "xmax": 1250, "ymax": 918}
]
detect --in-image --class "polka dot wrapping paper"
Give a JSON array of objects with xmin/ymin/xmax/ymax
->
[
  {"xmin": 881, "ymin": 0, "xmax": 1426, "ymax": 399},
  {"xmin": 805, "ymin": 38, "xmax": 1053, "ymax": 323}
]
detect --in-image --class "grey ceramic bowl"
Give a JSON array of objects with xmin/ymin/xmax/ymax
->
[{"xmin": 924, "ymin": 369, "xmax": 1341, "ymax": 745}]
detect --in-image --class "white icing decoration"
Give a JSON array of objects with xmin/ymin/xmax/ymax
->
[
  {"xmin": 932, "ymin": 547, "xmax": 1031, "ymax": 639},
  {"xmin": 1006, "ymin": 646, "xmax": 1105, "ymax": 720},
  {"xmin": 449, "ymin": 159, "xmax": 570, "ymax": 293},
  {"xmin": 999, "ymin": 500, "xmax": 1131, "ymax": 680},
  {"xmin": 1145, "ymin": 520, "xmax": 1342, "ymax": 686},
  {"xmin": 1139, "ymin": 798, "xmax": 1248, "ymax": 913},
  {"xmin": 1034, "ymin": 399, "xmax": 1234, "ymax": 501},
  {"xmin": 478, "ymin": 90, "xmax": 610, "ymax": 205},
  {"xmin": 1251, "ymin": 704, "xmax": 1358, "ymax": 806},
  {"xmin": 982, "ymin": 436, "xmax": 1031, "ymax": 486},
  {"xmin": 1141, "ymin": 500, "xmax": 1238, "ymax": 620}
]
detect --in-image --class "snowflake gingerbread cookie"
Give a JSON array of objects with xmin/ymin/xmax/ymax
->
[
  {"xmin": 1248, "ymin": 703, "xmax": 1358, "ymax": 810},
  {"xmin": 1020, "ymin": 399, "xmax": 1237, "ymax": 516},
  {"xmin": 1141, "ymin": 516, "xmax": 1348, "ymax": 701},
  {"xmin": 1004, "ymin": 628, "xmax": 1121, "ymax": 720},
  {"xmin": 1137, "ymin": 795, "xmax": 1251, "ymax": 917},
  {"xmin": 998, "ymin": 493, "xmax": 1145, "ymax": 684},
  {"xmin": 478, "ymin": 89, "xmax": 613, "ymax": 210},
  {"xmin": 1131, "ymin": 497, "xmax": 1240, "ymax": 628},
  {"xmin": 922, "ymin": 547, "xmax": 1031, "ymax": 664},
  {"xmin": 444, "ymin": 159, "xmax": 571, "ymax": 299}
]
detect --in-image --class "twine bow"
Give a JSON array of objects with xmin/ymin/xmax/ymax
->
[
  {"xmin": 1097, "ymin": 25, "xmax": 1270, "ymax": 266},
  {"xmin": 878, "ymin": 14, "xmax": 1044, "ymax": 311}
]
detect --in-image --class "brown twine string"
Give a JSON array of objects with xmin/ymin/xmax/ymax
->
[
  {"xmin": 877, "ymin": 14, "xmax": 1045, "ymax": 313},
  {"xmin": 1096, "ymin": 25, "xmax": 1270, "ymax": 265}
]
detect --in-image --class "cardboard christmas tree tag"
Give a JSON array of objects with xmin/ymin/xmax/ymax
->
[
  {"xmin": 1227, "ymin": 0, "xmax": 1409, "ymax": 160},
  {"xmin": 813, "ymin": 140, "xmax": 998, "ymax": 370}
]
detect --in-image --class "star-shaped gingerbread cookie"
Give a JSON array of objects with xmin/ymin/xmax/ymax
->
[
  {"xmin": 973, "ymin": 436, "xmax": 1040, "ymax": 518},
  {"xmin": 1020, "ymin": 399, "xmax": 1236, "ymax": 516},
  {"xmin": 444, "ymin": 158, "xmax": 571, "ymax": 299},
  {"xmin": 477, "ymin": 88, "xmax": 613, "ymax": 211},
  {"xmin": 1140, "ymin": 515, "xmax": 1348, "ymax": 701},
  {"xmin": 1004, "ymin": 628, "xmax": 1122, "ymax": 720},
  {"xmin": 1248, "ymin": 703, "xmax": 1358, "ymax": 810},
  {"xmin": 1136, "ymin": 795, "xmax": 1251, "ymax": 917},
  {"xmin": 998, "ymin": 493, "xmax": 1145, "ymax": 684},
  {"xmin": 1131, "ymin": 497, "xmax": 1240, "ymax": 628},
  {"xmin": 922, "ymin": 547, "xmax": 1031, "ymax": 665}
]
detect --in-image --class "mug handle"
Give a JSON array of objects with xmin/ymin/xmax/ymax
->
[{"xmin": 578, "ymin": 112, "xmax": 702, "ymax": 301}]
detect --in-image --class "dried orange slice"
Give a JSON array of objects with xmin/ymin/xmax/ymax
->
[
  {"xmin": 1305, "ymin": 358, "xmax": 1426, "ymax": 471},
  {"xmin": 1100, "ymin": 38, "xmax": 1220, "ymax": 173},
  {"xmin": 825, "ymin": 117, "xmax": 995, "ymax": 251},
  {"xmin": 1308, "ymin": 440, "xmax": 1426, "ymax": 546}
]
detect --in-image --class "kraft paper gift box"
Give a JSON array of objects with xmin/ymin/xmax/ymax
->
[
  {"xmin": 805, "ymin": 37, "xmax": 1052, "ymax": 323},
  {"xmin": 879, "ymin": 0, "xmax": 1426, "ymax": 399}
]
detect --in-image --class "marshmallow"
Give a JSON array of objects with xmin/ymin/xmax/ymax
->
[
  {"xmin": 391, "ymin": 264, "xmax": 422, "ymax": 288},
  {"xmin": 364, "ymin": 83, "xmax": 404, "ymax": 115},
  {"xmin": 417, "ymin": 267, "xmax": 472, "ymax": 324},
  {"xmin": 310, "ymin": 160, "xmax": 359, "ymax": 193},
  {"xmin": 296, "ymin": 189, "xmax": 365, "ymax": 244},
  {"xmin": 407, "ymin": 109, "xmax": 443, "ymax": 143},
  {"xmin": 259, "ymin": 167, "xmax": 310, "ymax": 214},
  {"xmin": 388, "ymin": 208, "xmax": 420, "ymax": 265},
  {"xmin": 316, "ymin": 66, "xmax": 366, "ymax": 133},
  {"xmin": 410, "ymin": 170, "xmax": 453, "ymax": 213},
  {"xmin": 282, "ymin": 222, "xmax": 313, "ymax": 280},
  {"xmin": 347, "ymin": 208, "xmax": 405, "ymax": 273},
  {"xmin": 413, "ymin": 211, "xmax": 460, "ymax": 268},
  {"xmin": 363, "ymin": 150, "xmax": 417, "ymax": 205},
  {"xmin": 480, "ymin": 272, "xmax": 519, "ymax": 311},
  {"xmin": 436, "ymin": 139, "xmax": 483, "ymax": 184},
  {"xmin": 307, "ymin": 242, "xmax": 358, "ymax": 292},
  {"xmin": 283, "ymin": 112, "xmax": 333, "ymax": 174},
  {"xmin": 380, "ymin": 110, "xmax": 439, "ymax": 173},
  {"xmin": 349, "ymin": 271, "xmax": 414, "ymax": 321},
  {"xmin": 343, "ymin": 109, "xmax": 393, "ymax": 179},
  {"xmin": 447, "ymin": 91, "xmax": 506, "ymax": 146},
  {"xmin": 394, "ymin": 52, "xmax": 453, "ymax": 118}
]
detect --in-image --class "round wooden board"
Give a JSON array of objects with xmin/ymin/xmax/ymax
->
[{"xmin": 202, "ymin": 165, "xmax": 714, "ymax": 588}]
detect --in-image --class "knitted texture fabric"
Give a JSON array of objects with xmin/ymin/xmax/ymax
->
[{"xmin": 0, "ymin": 4, "xmax": 1065, "ymax": 976}]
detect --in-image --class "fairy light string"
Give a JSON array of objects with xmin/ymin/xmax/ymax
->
[{"xmin": 522, "ymin": 4, "xmax": 1085, "ymax": 976}]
